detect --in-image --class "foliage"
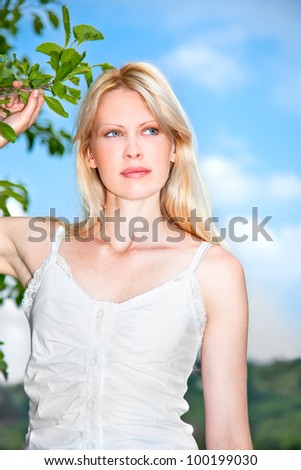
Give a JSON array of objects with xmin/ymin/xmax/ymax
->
[
  {"xmin": 0, "ymin": 0, "xmax": 60, "ymax": 55},
  {"xmin": 0, "ymin": 3, "xmax": 112, "ymax": 142},
  {"xmin": 0, "ymin": 341, "xmax": 8, "ymax": 381}
]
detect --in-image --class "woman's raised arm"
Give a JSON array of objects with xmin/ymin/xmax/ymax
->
[
  {"xmin": 0, "ymin": 216, "xmax": 57, "ymax": 286},
  {"xmin": 0, "ymin": 217, "xmax": 26, "ymax": 278},
  {"xmin": 198, "ymin": 246, "xmax": 253, "ymax": 450}
]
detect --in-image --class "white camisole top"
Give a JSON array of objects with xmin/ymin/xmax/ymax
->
[{"xmin": 22, "ymin": 225, "xmax": 212, "ymax": 450}]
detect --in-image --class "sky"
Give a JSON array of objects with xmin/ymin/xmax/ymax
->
[{"xmin": 1, "ymin": 0, "xmax": 301, "ymax": 383}]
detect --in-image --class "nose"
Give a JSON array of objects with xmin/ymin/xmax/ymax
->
[{"xmin": 123, "ymin": 134, "xmax": 143, "ymax": 159}]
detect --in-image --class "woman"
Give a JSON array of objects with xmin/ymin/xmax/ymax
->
[{"xmin": 0, "ymin": 62, "xmax": 252, "ymax": 450}]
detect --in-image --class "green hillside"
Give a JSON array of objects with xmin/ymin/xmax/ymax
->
[{"xmin": 0, "ymin": 359, "xmax": 301, "ymax": 450}]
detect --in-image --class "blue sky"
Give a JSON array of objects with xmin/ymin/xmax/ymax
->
[{"xmin": 1, "ymin": 0, "xmax": 301, "ymax": 381}]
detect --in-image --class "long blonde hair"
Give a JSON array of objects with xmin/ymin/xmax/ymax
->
[{"xmin": 73, "ymin": 62, "xmax": 220, "ymax": 243}]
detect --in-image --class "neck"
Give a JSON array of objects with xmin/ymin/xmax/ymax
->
[{"xmin": 96, "ymin": 195, "xmax": 171, "ymax": 251}]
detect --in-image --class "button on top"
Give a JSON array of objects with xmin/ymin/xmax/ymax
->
[
  {"xmin": 90, "ymin": 356, "xmax": 97, "ymax": 366},
  {"xmin": 87, "ymin": 398, "xmax": 95, "ymax": 409}
]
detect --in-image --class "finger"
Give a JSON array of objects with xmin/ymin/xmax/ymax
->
[
  {"xmin": 19, "ymin": 89, "xmax": 44, "ymax": 130},
  {"xmin": 12, "ymin": 81, "xmax": 23, "ymax": 89},
  {"xmin": 5, "ymin": 92, "xmax": 20, "ymax": 108},
  {"xmin": 28, "ymin": 90, "xmax": 44, "ymax": 127},
  {"xmin": 0, "ymin": 109, "xmax": 7, "ymax": 120}
]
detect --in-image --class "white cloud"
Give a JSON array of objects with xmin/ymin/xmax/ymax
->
[
  {"xmin": 200, "ymin": 155, "xmax": 259, "ymax": 206},
  {"xmin": 159, "ymin": 0, "xmax": 301, "ymax": 50},
  {"xmin": 162, "ymin": 41, "xmax": 246, "ymax": 92},
  {"xmin": 158, "ymin": 0, "xmax": 301, "ymax": 111},
  {"xmin": 200, "ymin": 154, "xmax": 301, "ymax": 209},
  {"xmin": 267, "ymin": 173, "xmax": 301, "ymax": 201},
  {"xmin": 238, "ymin": 222, "xmax": 301, "ymax": 284}
]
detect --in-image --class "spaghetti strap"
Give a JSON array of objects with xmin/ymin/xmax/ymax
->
[
  {"xmin": 49, "ymin": 224, "xmax": 65, "ymax": 263},
  {"xmin": 188, "ymin": 241, "xmax": 212, "ymax": 273}
]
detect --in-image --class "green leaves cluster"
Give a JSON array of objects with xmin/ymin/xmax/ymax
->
[
  {"xmin": 0, "ymin": 0, "xmax": 60, "ymax": 55},
  {"xmin": 0, "ymin": 180, "xmax": 29, "ymax": 216},
  {"xmin": 0, "ymin": 4, "xmax": 113, "ymax": 143},
  {"xmin": 0, "ymin": 342, "xmax": 8, "ymax": 381}
]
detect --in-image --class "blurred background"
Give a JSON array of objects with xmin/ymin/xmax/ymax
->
[{"xmin": 0, "ymin": 0, "xmax": 300, "ymax": 450}]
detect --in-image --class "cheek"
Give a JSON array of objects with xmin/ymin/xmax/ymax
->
[{"xmin": 90, "ymin": 143, "xmax": 114, "ymax": 171}]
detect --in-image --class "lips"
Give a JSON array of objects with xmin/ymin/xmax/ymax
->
[{"xmin": 121, "ymin": 166, "xmax": 151, "ymax": 178}]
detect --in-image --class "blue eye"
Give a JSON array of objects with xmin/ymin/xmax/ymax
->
[
  {"xmin": 105, "ymin": 130, "xmax": 120, "ymax": 137},
  {"xmin": 144, "ymin": 127, "xmax": 159, "ymax": 135}
]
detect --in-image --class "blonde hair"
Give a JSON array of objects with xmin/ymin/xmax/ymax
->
[{"xmin": 72, "ymin": 62, "xmax": 220, "ymax": 243}]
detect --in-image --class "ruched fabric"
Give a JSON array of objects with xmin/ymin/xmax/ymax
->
[{"xmin": 22, "ymin": 226, "xmax": 211, "ymax": 450}]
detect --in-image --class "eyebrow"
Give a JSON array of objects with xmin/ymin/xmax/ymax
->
[{"xmin": 97, "ymin": 120, "xmax": 158, "ymax": 130}]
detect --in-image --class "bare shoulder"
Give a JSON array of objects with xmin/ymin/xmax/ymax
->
[
  {"xmin": 0, "ymin": 216, "xmax": 61, "ymax": 283},
  {"xmin": 201, "ymin": 243, "xmax": 245, "ymax": 278},
  {"xmin": 196, "ymin": 243, "xmax": 247, "ymax": 315}
]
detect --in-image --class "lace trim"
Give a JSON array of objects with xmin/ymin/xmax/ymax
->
[
  {"xmin": 189, "ymin": 272, "xmax": 207, "ymax": 348},
  {"xmin": 56, "ymin": 254, "xmax": 74, "ymax": 280},
  {"xmin": 22, "ymin": 256, "xmax": 51, "ymax": 319}
]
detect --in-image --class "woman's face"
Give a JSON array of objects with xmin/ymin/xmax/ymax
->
[{"xmin": 88, "ymin": 88, "xmax": 175, "ymax": 203}]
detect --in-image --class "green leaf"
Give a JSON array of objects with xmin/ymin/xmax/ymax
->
[
  {"xmin": 68, "ymin": 75, "xmax": 80, "ymax": 86},
  {"xmin": 19, "ymin": 91, "xmax": 29, "ymax": 104},
  {"xmin": 61, "ymin": 48, "xmax": 82, "ymax": 66},
  {"xmin": 30, "ymin": 75, "xmax": 52, "ymax": 89},
  {"xmin": 62, "ymin": 4, "xmax": 71, "ymax": 48},
  {"xmin": 28, "ymin": 63, "xmax": 40, "ymax": 82},
  {"xmin": 0, "ymin": 180, "xmax": 29, "ymax": 212},
  {"xmin": 73, "ymin": 24, "xmax": 104, "ymax": 46},
  {"xmin": 48, "ymin": 50, "xmax": 60, "ymax": 71},
  {"xmin": 63, "ymin": 94, "xmax": 77, "ymax": 105},
  {"xmin": 11, "ymin": 53, "xmax": 28, "ymax": 75},
  {"xmin": 61, "ymin": 85, "xmax": 81, "ymax": 105},
  {"xmin": 98, "ymin": 62, "xmax": 114, "ymax": 72},
  {"xmin": 55, "ymin": 48, "xmax": 83, "ymax": 82},
  {"xmin": 48, "ymin": 136, "xmax": 65, "ymax": 155},
  {"xmin": 67, "ymin": 86, "xmax": 81, "ymax": 100},
  {"xmin": 84, "ymin": 68, "xmax": 93, "ymax": 87},
  {"xmin": 0, "ymin": 122, "xmax": 17, "ymax": 143},
  {"xmin": 36, "ymin": 42, "xmax": 63, "ymax": 56},
  {"xmin": 47, "ymin": 10, "xmax": 59, "ymax": 29},
  {"xmin": 71, "ymin": 62, "xmax": 91, "ymax": 75},
  {"xmin": 44, "ymin": 95, "xmax": 69, "ymax": 118},
  {"xmin": 70, "ymin": 62, "xmax": 93, "ymax": 86},
  {"xmin": 52, "ymin": 81, "xmax": 67, "ymax": 99},
  {"xmin": 33, "ymin": 14, "xmax": 44, "ymax": 35},
  {"xmin": 0, "ymin": 62, "xmax": 16, "ymax": 86}
]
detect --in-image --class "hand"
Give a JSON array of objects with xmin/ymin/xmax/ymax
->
[{"xmin": 0, "ymin": 81, "xmax": 44, "ymax": 148}]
